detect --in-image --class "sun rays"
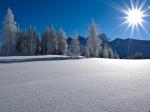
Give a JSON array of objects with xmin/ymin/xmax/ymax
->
[
  {"xmin": 107, "ymin": 0, "xmax": 150, "ymax": 56},
  {"xmin": 107, "ymin": 0, "xmax": 150, "ymax": 38}
]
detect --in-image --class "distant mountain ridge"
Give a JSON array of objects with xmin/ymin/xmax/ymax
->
[
  {"xmin": 71, "ymin": 35, "xmax": 150, "ymax": 59},
  {"xmin": 109, "ymin": 38, "xmax": 150, "ymax": 59}
]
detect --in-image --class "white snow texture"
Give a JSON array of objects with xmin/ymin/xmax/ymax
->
[{"xmin": 0, "ymin": 56, "xmax": 150, "ymax": 112}]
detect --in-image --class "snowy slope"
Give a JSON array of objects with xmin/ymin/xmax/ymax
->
[{"xmin": 0, "ymin": 57, "xmax": 150, "ymax": 112}]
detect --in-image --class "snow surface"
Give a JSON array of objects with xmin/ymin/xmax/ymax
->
[
  {"xmin": 0, "ymin": 55, "xmax": 83, "ymax": 63},
  {"xmin": 0, "ymin": 56, "xmax": 150, "ymax": 112}
]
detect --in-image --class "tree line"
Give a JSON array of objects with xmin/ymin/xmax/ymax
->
[{"xmin": 0, "ymin": 8, "xmax": 119, "ymax": 59}]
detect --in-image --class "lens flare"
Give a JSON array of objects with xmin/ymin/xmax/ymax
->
[
  {"xmin": 122, "ymin": 1, "xmax": 148, "ymax": 31},
  {"xmin": 125, "ymin": 9, "xmax": 144, "ymax": 26},
  {"xmin": 107, "ymin": 0, "xmax": 150, "ymax": 56},
  {"xmin": 107, "ymin": 0, "xmax": 149, "ymax": 36}
]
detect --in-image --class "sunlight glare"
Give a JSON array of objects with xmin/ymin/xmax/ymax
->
[{"xmin": 125, "ymin": 9, "xmax": 144, "ymax": 26}]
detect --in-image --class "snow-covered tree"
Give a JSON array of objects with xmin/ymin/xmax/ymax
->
[
  {"xmin": 29, "ymin": 27, "xmax": 37, "ymax": 55},
  {"xmin": 47, "ymin": 25, "xmax": 57, "ymax": 54},
  {"xmin": 56, "ymin": 27, "xmax": 68, "ymax": 55},
  {"xmin": 103, "ymin": 44, "xmax": 109, "ymax": 58},
  {"xmin": 108, "ymin": 47, "xmax": 114, "ymax": 59},
  {"xmin": 114, "ymin": 51, "xmax": 120, "ymax": 59},
  {"xmin": 2, "ymin": 8, "xmax": 18, "ymax": 55},
  {"xmin": 72, "ymin": 34, "xmax": 80, "ymax": 56},
  {"xmin": 87, "ymin": 20, "xmax": 101, "ymax": 58},
  {"xmin": 36, "ymin": 34, "xmax": 41, "ymax": 55},
  {"xmin": 15, "ymin": 30, "xmax": 25, "ymax": 55},
  {"xmin": 85, "ymin": 46, "xmax": 90, "ymax": 58},
  {"xmin": 23, "ymin": 27, "xmax": 37, "ymax": 55},
  {"xmin": 41, "ymin": 26, "xmax": 49, "ymax": 55}
]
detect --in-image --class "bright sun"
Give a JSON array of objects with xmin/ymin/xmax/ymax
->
[
  {"xmin": 108, "ymin": 0, "xmax": 149, "ymax": 37},
  {"xmin": 125, "ymin": 8, "xmax": 144, "ymax": 27}
]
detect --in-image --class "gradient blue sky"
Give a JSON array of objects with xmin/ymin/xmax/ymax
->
[{"xmin": 0, "ymin": 0, "xmax": 150, "ymax": 40}]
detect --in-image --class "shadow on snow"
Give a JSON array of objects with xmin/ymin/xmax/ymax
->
[{"xmin": 0, "ymin": 56, "xmax": 84, "ymax": 64}]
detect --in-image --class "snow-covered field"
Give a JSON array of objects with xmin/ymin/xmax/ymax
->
[
  {"xmin": 0, "ymin": 56, "xmax": 150, "ymax": 112},
  {"xmin": 0, "ymin": 55, "xmax": 83, "ymax": 63}
]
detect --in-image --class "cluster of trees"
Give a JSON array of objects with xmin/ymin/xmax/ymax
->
[
  {"xmin": 0, "ymin": 8, "xmax": 119, "ymax": 59},
  {"xmin": 128, "ymin": 52, "xmax": 144, "ymax": 59}
]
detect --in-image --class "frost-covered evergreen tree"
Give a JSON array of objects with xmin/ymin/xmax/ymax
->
[
  {"xmin": 23, "ymin": 27, "xmax": 37, "ymax": 55},
  {"xmin": 72, "ymin": 34, "xmax": 80, "ymax": 56},
  {"xmin": 114, "ymin": 51, "xmax": 120, "ymax": 59},
  {"xmin": 16, "ymin": 30, "xmax": 25, "ymax": 55},
  {"xmin": 47, "ymin": 25, "xmax": 57, "ymax": 54},
  {"xmin": 57, "ymin": 27, "xmax": 68, "ymax": 55},
  {"xmin": 29, "ymin": 27, "xmax": 37, "ymax": 55},
  {"xmin": 41, "ymin": 26, "xmax": 49, "ymax": 55},
  {"xmin": 108, "ymin": 47, "xmax": 114, "ymax": 59},
  {"xmin": 36, "ymin": 34, "xmax": 41, "ymax": 55},
  {"xmin": 103, "ymin": 44, "xmax": 109, "ymax": 58},
  {"xmin": 87, "ymin": 20, "xmax": 101, "ymax": 58},
  {"xmin": 85, "ymin": 47, "xmax": 90, "ymax": 58},
  {"xmin": 102, "ymin": 44, "xmax": 119, "ymax": 59},
  {"xmin": 2, "ymin": 8, "xmax": 18, "ymax": 55}
]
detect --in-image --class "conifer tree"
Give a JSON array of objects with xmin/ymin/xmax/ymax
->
[
  {"xmin": 72, "ymin": 34, "xmax": 80, "ymax": 56},
  {"xmin": 16, "ymin": 30, "xmax": 25, "ymax": 55},
  {"xmin": 41, "ymin": 26, "xmax": 49, "ymax": 55},
  {"xmin": 103, "ymin": 44, "xmax": 109, "ymax": 58},
  {"xmin": 28, "ymin": 27, "xmax": 37, "ymax": 55},
  {"xmin": 87, "ymin": 20, "xmax": 101, "ymax": 58},
  {"xmin": 57, "ymin": 27, "xmax": 68, "ymax": 55},
  {"xmin": 23, "ymin": 27, "xmax": 37, "ymax": 55},
  {"xmin": 2, "ymin": 8, "xmax": 17, "ymax": 55},
  {"xmin": 114, "ymin": 51, "xmax": 120, "ymax": 59},
  {"xmin": 36, "ymin": 34, "xmax": 41, "ymax": 55},
  {"xmin": 108, "ymin": 47, "xmax": 114, "ymax": 58},
  {"xmin": 47, "ymin": 25, "xmax": 57, "ymax": 54}
]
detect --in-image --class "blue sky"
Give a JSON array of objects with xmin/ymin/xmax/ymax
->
[{"xmin": 0, "ymin": 0, "xmax": 150, "ymax": 40}]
